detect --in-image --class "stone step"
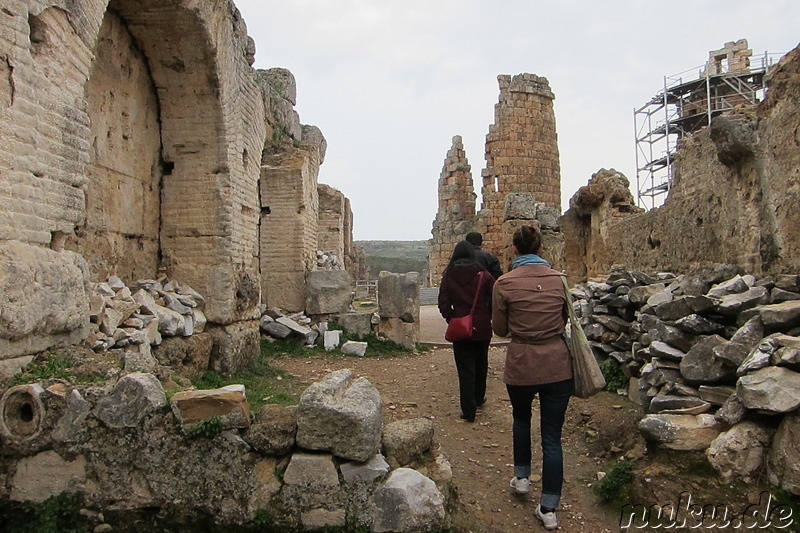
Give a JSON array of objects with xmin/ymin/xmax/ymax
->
[{"xmin": 419, "ymin": 287, "xmax": 439, "ymax": 306}]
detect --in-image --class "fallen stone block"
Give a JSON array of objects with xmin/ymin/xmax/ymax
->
[
  {"xmin": 341, "ymin": 341, "xmax": 367, "ymax": 357},
  {"xmin": 171, "ymin": 385, "xmax": 251, "ymax": 430},
  {"xmin": 296, "ymin": 369, "xmax": 382, "ymax": 462}
]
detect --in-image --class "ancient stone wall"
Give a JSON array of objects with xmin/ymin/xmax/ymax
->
[
  {"xmin": 318, "ymin": 184, "xmax": 346, "ymax": 263},
  {"xmin": 260, "ymin": 139, "xmax": 324, "ymax": 313},
  {"xmin": 428, "ymin": 135, "xmax": 477, "ymax": 285},
  {"xmin": 479, "ymin": 74, "xmax": 561, "ymax": 254},
  {"xmin": 559, "ymin": 169, "xmax": 644, "ymax": 282},
  {"xmin": 68, "ymin": 9, "xmax": 161, "ymax": 282},
  {"xmin": 0, "ymin": 371, "xmax": 451, "ymax": 530},
  {"xmin": 563, "ymin": 44, "xmax": 800, "ymax": 280},
  {"xmin": 0, "ymin": 1, "xmax": 357, "ymax": 364},
  {"xmin": 428, "ymin": 76, "xmax": 563, "ymax": 283}
]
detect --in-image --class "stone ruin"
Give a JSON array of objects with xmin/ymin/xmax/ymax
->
[
  {"xmin": 430, "ymin": 43, "xmax": 800, "ymax": 285},
  {"xmin": 427, "ymin": 41, "xmax": 800, "ymax": 496},
  {"xmin": 0, "ymin": 0, "xmax": 374, "ymax": 371},
  {"xmin": 428, "ymin": 73, "xmax": 563, "ymax": 281},
  {"xmin": 560, "ymin": 42, "xmax": 800, "ymax": 282},
  {"xmin": 569, "ymin": 267, "xmax": 800, "ymax": 493},
  {"xmin": 0, "ymin": 368, "xmax": 451, "ymax": 531}
]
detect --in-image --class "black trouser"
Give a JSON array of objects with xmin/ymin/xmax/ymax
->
[{"xmin": 452, "ymin": 339, "xmax": 490, "ymax": 419}]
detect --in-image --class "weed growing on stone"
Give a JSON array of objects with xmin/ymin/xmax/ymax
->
[
  {"xmin": 9, "ymin": 354, "xmax": 73, "ymax": 386},
  {"xmin": 594, "ymin": 459, "xmax": 636, "ymax": 502},
  {"xmin": 599, "ymin": 357, "xmax": 628, "ymax": 392},
  {"xmin": 185, "ymin": 415, "xmax": 223, "ymax": 440}
]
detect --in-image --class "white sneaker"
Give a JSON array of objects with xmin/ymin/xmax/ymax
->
[
  {"xmin": 509, "ymin": 476, "xmax": 530, "ymax": 494},
  {"xmin": 536, "ymin": 505, "xmax": 558, "ymax": 530}
]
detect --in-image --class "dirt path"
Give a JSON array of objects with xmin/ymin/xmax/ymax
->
[{"xmin": 273, "ymin": 345, "xmax": 643, "ymax": 532}]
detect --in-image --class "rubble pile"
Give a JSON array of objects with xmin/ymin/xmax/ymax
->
[
  {"xmin": 0, "ymin": 370, "xmax": 450, "ymax": 531},
  {"xmin": 259, "ymin": 307, "xmax": 373, "ymax": 357},
  {"xmin": 85, "ymin": 276, "xmax": 206, "ymax": 353},
  {"xmin": 572, "ymin": 266, "xmax": 800, "ymax": 490},
  {"xmin": 316, "ymin": 250, "xmax": 343, "ymax": 270}
]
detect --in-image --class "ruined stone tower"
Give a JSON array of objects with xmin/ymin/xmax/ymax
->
[
  {"xmin": 428, "ymin": 74, "xmax": 561, "ymax": 283},
  {"xmin": 479, "ymin": 74, "xmax": 561, "ymax": 254},
  {"xmin": 428, "ymin": 135, "xmax": 477, "ymax": 284}
]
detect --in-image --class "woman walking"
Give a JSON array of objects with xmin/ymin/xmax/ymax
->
[
  {"xmin": 491, "ymin": 225, "xmax": 573, "ymax": 530},
  {"xmin": 438, "ymin": 240, "xmax": 495, "ymax": 423}
]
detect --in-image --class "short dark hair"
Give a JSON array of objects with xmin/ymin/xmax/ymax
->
[
  {"xmin": 512, "ymin": 225, "xmax": 542, "ymax": 255},
  {"xmin": 465, "ymin": 232, "xmax": 482, "ymax": 246}
]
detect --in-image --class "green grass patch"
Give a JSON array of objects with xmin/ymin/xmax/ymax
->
[
  {"xmin": 262, "ymin": 326, "xmax": 416, "ymax": 359},
  {"xmin": 594, "ymin": 459, "xmax": 636, "ymax": 502},
  {"xmin": 600, "ymin": 357, "xmax": 628, "ymax": 392},
  {"xmin": 191, "ymin": 354, "xmax": 301, "ymax": 412},
  {"xmin": 8, "ymin": 353, "xmax": 102, "ymax": 386}
]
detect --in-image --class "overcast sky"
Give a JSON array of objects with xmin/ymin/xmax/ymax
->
[{"xmin": 234, "ymin": 0, "xmax": 798, "ymax": 241}]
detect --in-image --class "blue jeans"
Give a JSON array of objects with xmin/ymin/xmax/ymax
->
[{"xmin": 506, "ymin": 379, "xmax": 572, "ymax": 509}]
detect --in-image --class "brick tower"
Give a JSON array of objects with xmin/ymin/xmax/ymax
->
[{"xmin": 478, "ymin": 74, "xmax": 561, "ymax": 255}]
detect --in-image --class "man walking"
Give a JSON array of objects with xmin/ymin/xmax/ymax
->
[{"xmin": 466, "ymin": 232, "xmax": 503, "ymax": 279}]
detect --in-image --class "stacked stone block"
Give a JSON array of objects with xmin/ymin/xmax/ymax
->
[
  {"xmin": 378, "ymin": 272, "xmax": 420, "ymax": 348},
  {"xmin": 260, "ymin": 144, "xmax": 322, "ymax": 313},
  {"xmin": 318, "ymin": 184, "xmax": 347, "ymax": 263},
  {"xmin": 479, "ymin": 74, "xmax": 561, "ymax": 255},
  {"xmin": 0, "ymin": 0, "xmax": 359, "ymax": 367},
  {"xmin": 428, "ymin": 135, "xmax": 477, "ymax": 286}
]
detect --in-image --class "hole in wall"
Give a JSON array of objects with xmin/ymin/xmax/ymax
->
[
  {"xmin": 28, "ymin": 13, "xmax": 47, "ymax": 53},
  {"xmin": 18, "ymin": 402, "xmax": 33, "ymax": 423}
]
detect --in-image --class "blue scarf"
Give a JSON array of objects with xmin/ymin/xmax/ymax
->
[{"xmin": 511, "ymin": 254, "xmax": 550, "ymax": 270}]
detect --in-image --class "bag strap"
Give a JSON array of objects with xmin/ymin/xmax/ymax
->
[
  {"xmin": 469, "ymin": 271, "xmax": 486, "ymax": 314},
  {"xmin": 561, "ymin": 276, "xmax": 578, "ymax": 324}
]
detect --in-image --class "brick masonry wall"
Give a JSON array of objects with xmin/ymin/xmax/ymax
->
[
  {"xmin": 479, "ymin": 74, "xmax": 561, "ymax": 256},
  {"xmin": 428, "ymin": 76, "xmax": 562, "ymax": 282},
  {"xmin": 428, "ymin": 135, "xmax": 477, "ymax": 286},
  {"xmin": 260, "ymin": 145, "xmax": 322, "ymax": 312},
  {"xmin": 0, "ymin": 0, "xmax": 269, "ymax": 358},
  {"xmin": 318, "ymin": 183, "xmax": 346, "ymax": 261},
  {"xmin": 64, "ymin": 9, "xmax": 161, "ymax": 282}
]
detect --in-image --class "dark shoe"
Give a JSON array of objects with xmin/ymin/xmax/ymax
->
[{"xmin": 460, "ymin": 413, "xmax": 475, "ymax": 422}]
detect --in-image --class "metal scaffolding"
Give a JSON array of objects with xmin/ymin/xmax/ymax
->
[{"xmin": 634, "ymin": 50, "xmax": 783, "ymax": 210}]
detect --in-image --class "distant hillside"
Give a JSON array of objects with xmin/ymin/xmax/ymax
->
[{"xmin": 357, "ymin": 240, "xmax": 428, "ymax": 278}]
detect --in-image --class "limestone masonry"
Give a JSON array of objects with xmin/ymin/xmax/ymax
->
[
  {"xmin": 430, "ymin": 43, "xmax": 800, "ymax": 285},
  {"xmin": 429, "ymin": 73, "xmax": 562, "ymax": 280},
  {"xmin": 0, "ymin": 0, "xmax": 365, "ymax": 362}
]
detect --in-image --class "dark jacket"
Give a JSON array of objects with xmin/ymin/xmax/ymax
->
[
  {"xmin": 473, "ymin": 246, "xmax": 503, "ymax": 279},
  {"xmin": 438, "ymin": 261, "xmax": 495, "ymax": 341},
  {"xmin": 492, "ymin": 263, "xmax": 572, "ymax": 386}
]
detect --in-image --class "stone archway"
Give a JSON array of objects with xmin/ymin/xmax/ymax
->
[
  {"xmin": 73, "ymin": 8, "xmax": 162, "ymax": 282},
  {"xmin": 71, "ymin": 0, "xmax": 262, "ymax": 323}
]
